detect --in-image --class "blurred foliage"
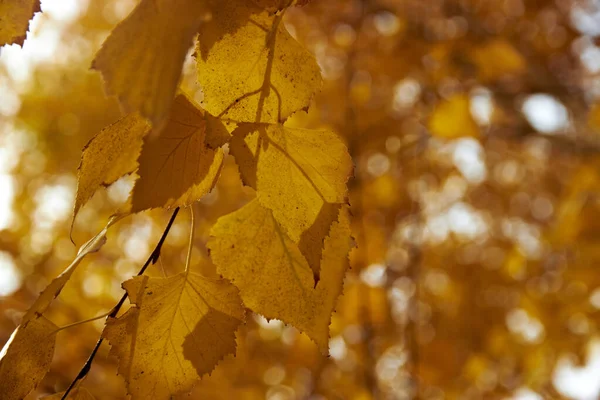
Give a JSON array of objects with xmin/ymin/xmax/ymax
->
[{"xmin": 3, "ymin": 0, "xmax": 600, "ymax": 398}]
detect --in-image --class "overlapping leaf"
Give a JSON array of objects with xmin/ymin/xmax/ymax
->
[
  {"xmin": 130, "ymin": 94, "xmax": 227, "ymax": 212},
  {"xmin": 230, "ymin": 122, "xmax": 352, "ymax": 279},
  {"xmin": 74, "ymin": 95, "xmax": 226, "ymax": 217},
  {"xmin": 92, "ymin": 0, "xmax": 207, "ymax": 124},
  {"xmin": 104, "ymin": 272, "xmax": 245, "ymax": 399},
  {"xmin": 196, "ymin": 0, "xmax": 322, "ymax": 123},
  {"xmin": 208, "ymin": 200, "xmax": 353, "ymax": 354},
  {"xmin": 0, "ymin": 0, "xmax": 40, "ymax": 46}
]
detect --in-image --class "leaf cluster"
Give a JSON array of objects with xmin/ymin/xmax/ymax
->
[{"xmin": 0, "ymin": 0, "xmax": 353, "ymax": 398}]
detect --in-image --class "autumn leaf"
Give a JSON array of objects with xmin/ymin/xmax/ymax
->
[
  {"xmin": 230, "ymin": 122, "xmax": 352, "ymax": 279},
  {"xmin": 43, "ymin": 388, "xmax": 96, "ymax": 400},
  {"xmin": 196, "ymin": 0, "xmax": 322, "ymax": 123},
  {"xmin": 23, "ymin": 216, "xmax": 119, "ymax": 323},
  {"xmin": 428, "ymin": 94, "xmax": 479, "ymax": 139},
  {"xmin": 74, "ymin": 113, "xmax": 149, "ymax": 222},
  {"xmin": 104, "ymin": 272, "xmax": 245, "ymax": 399},
  {"xmin": 0, "ymin": 316, "xmax": 56, "ymax": 400},
  {"xmin": 130, "ymin": 94, "xmax": 226, "ymax": 212},
  {"xmin": 470, "ymin": 39, "xmax": 525, "ymax": 82},
  {"xmin": 0, "ymin": 0, "xmax": 40, "ymax": 46},
  {"xmin": 0, "ymin": 218, "xmax": 117, "ymax": 399},
  {"xmin": 92, "ymin": 0, "xmax": 207, "ymax": 125},
  {"xmin": 208, "ymin": 200, "xmax": 353, "ymax": 353}
]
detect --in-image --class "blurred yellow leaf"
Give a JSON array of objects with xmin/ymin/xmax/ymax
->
[
  {"xmin": 0, "ymin": 0, "xmax": 40, "ymax": 46},
  {"xmin": 208, "ymin": 200, "xmax": 353, "ymax": 354},
  {"xmin": 196, "ymin": 0, "xmax": 322, "ymax": 123},
  {"xmin": 470, "ymin": 39, "xmax": 525, "ymax": 81},
  {"xmin": 230, "ymin": 123, "xmax": 351, "ymax": 279},
  {"xmin": 104, "ymin": 273, "xmax": 245, "ymax": 400},
  {"xmin": 130, "ymin": 94, "xmax": 226, "ymax": 212},
  {"xmin": 428, "ymin": 94, "xmax": 479, "ymax": 139},
  {"xmin": 92, "ymin": 0, "xmax": 207, "ymax": 124}
]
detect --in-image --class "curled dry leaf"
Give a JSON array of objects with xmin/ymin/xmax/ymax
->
[{"xmin": 0, "ymin": 217, "xmax": 118, "ymax": 400}]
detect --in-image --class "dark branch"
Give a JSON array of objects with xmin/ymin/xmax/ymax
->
[{"xmin": 61, "ymin": 208, "xmax": 180, "ymax": 399}]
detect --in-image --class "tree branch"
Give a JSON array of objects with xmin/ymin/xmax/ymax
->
[{"xmin": 61, "ymin": 208, "xmax": 180, "ymax": 399}]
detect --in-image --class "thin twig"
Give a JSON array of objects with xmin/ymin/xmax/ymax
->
[
  {"xmin": 51, "ymin": 310, "xmax": 112, "ymax": 334},
  {"xmin": 61, "ymin": 208, "xmax": 180, "ymax": 399},
  {"xmin": 185, "ymin": 205, "xmax": 195, "ymax": 276}
]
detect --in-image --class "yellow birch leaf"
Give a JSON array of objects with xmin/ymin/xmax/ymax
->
[
  {"xmin": 0, "ymin": 316, "xmax": 57, "ymax": 400},
  {"xmin": 43, "ymin": 388, "xmax": 96, "ymax": 400},
  {"xmin": 208, "ymin": 200, "xmax": 353, "ymax": 354},
  {"xmin": 74, "ymin": 113, "xmax": 149, "ymax": 222},
  {"xmin": 230, "ymin": 123, "xmax": 352, "ymax": 280},
  {"xmin": 130, "ymin": 94, "xmax": 226, "ymax": 212},
  {"xmin": 104, "ymin": 272, "xmax": 245, "ymax": 400},
  {"xmin": 196, "ymin": 0, "xmax": 322, "ymax": 123},
  {"xmin": 92, "ymin": 0, "xmax": 207, "ymax": 124},
  {"xmin": 0, "ymin": 0, "xmax": 40, "ymax": 46},
  {"xmin": 428, "ymin": 94, "xmax": 479, "ymax": 139}
]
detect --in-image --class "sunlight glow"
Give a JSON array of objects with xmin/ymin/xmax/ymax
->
[
  {"xmin": 554, "ymin": 340, "xmax": 600, "ymax": 400},
  {"xmin": 0, "ymin": 252, "xmax": 21, "ymax": 296},
  {"xmin": 522, "ymin": 94, "xmax": 569, "ymax": 134}
]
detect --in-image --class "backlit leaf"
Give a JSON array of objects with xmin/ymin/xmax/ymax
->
[
  {"xmin": 230, "ymin": 122, "xmax": 352, "ymax": 279},
  {"xmin": 0, "ymin": 316, "xmax": 57, "ymax": 400},
  {"xmin": 92, "ymin": 0, "xmax": 207, "ymax": 124},
  {"xmin": 208, "ymin": 200, "xmax": 353, "ymax": 354},
  {"xmin": 104, "ymin": 272, "xmax": 245, "ymax": 400},
  {"xmin": 130, "ymin": 94, "xmax": 226, "ymax": 212},
  {"xmin": 74, "ymin": 113, "xmax": 149, "ymax": 222},
  {"xmin": 196, "ymin": 0, "xmax": 322, "ymax": 123},
  {"xmin": 0, "ymin": 0, "xmax": 40, "ymax": 46}
]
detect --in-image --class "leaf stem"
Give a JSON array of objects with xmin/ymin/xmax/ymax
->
[
  {"xmin": 50, "ymin": 311, "xmax": 112, "ymax": 335},
  {"xmin": 61, "ymin": 208, "xmax": 180, "ymax": 399},
  {"xmin": 185, "ymin": 205, "xmax": 195, "ymax": 276}
]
